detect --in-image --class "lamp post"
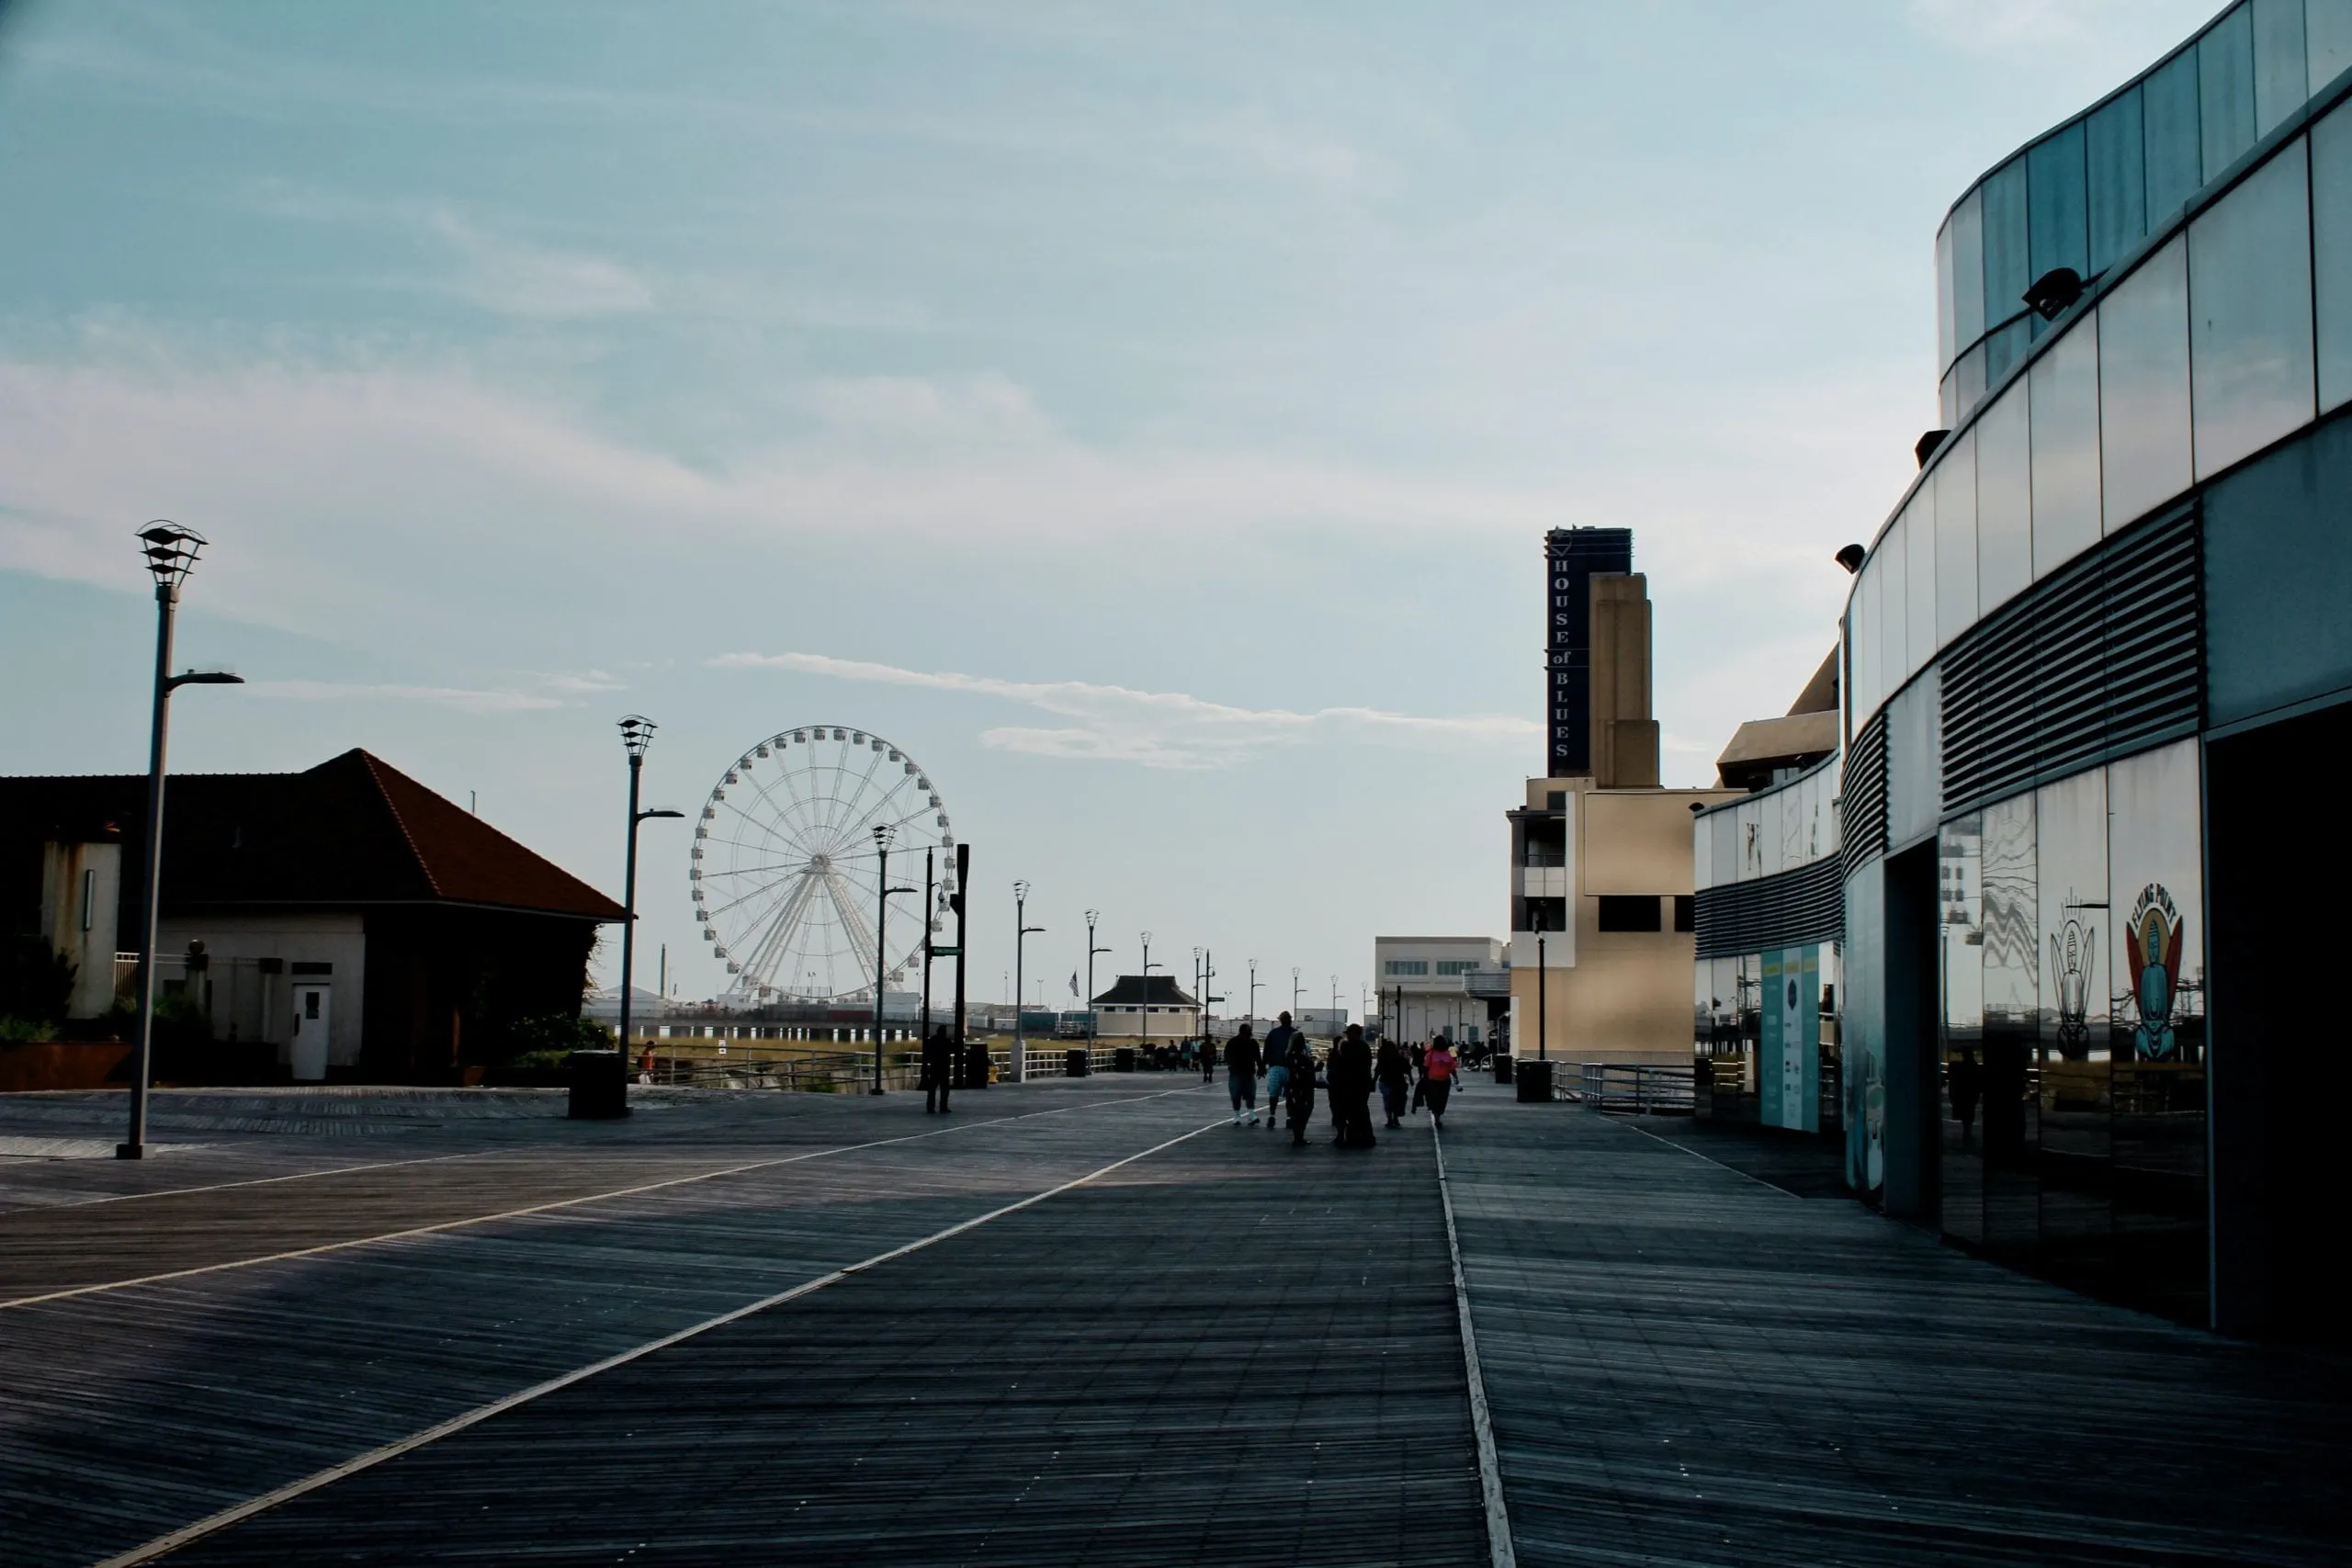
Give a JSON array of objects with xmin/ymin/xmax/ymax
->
[
  {"xmin": 119, "ymin": 524, "xmax": 243, "ymax": 1161},
  {"xmin": 871, "ymin": 825, "xmax": 915, "ymax": 1094},
  {"xmin": 1085, "ymin": 909, "xmax": 1110, "ymax": 1053},
  {"xmin": 616, "ymin": 716, "xmax": 684, "ymax": 1087},
  {"xmin": 921, "ymin": 848, "xmax": 936, "ymax": 1051},
  {"xmin": 1249, "ymin": 959, "xmax": 1261, "ymax": 1030},
  {"xmin": 1291, "ymin": 966, "xmax": 1303, "ymax": 1028},
  {"xmin": 1140, "ymin": 931, "xmax": 1158, "ymax": 1066},
  {"xmin": 1012, "ymin": 880, "xmax": 1044, "ymax": 1083},
  {"xmin": 1192, "ymin": 947, "xmax": 1204, "ymax": 1055},
  {"xmin": 1532, "ymin": 903, "xmax": 1549, "ymax": 1062}
]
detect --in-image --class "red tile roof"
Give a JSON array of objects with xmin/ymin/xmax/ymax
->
[{"xmin": 0, "ymin": 750, "xmax": 623, "ymax": 921}]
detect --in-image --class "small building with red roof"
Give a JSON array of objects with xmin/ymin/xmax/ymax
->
[{"xmin": 0, "ymin": 750, "xmax": 623, "ymax": 1082}]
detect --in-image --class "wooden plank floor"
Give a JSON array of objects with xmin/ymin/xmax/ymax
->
[
  {"xmin": 6, "ymin": 1075, "xmax": 2346, "ymax": 1566},
  {"xmin": 1439, "ymin": 1092, "xmax": 2352, "ymax": 1566},
  {"xmin": 0, "ymin": 1079, "xmax": 1484, "ymax": 1567}
]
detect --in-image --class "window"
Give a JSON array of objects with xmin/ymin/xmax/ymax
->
[
  {"xmin": 1385, "ymin": 960, "xmax": 1430, "ymax": 976},
  {"xmin": 2313, "ymin": 0, "xmax": 2352, "ymax": 95},
  {"xmin": 2200, "ymin": 4, "xmax": 2258, "ymax": 182},
  {"xmin": 2189, "ymin": 136, "xmax": 2314, "ymax": 479},
  {"xmin": 2086, "ymin": 85, "xmax": 2148, "ymax": 277},
  {"xmin": 2030, "ymin": 315, "xmax": 2101, "ymax": 577},
  {"xmin": 1435, "ymin": 959, "xmax": 1481, "ymax": 976},
  {"xmin": 2145, "ymin": 47, "xmax": 2204, "ymax": 220},
  {"xmin": 2099, "ymin": 235, "xmax": 2194, "ymax": 530},
  {"xmin": 1934, "ymin": 427, "xmax": 1978, "ymax": 649},
  {"xmin": 2317, "ymin": 102, "xmax": 2352, "ymax": 412},
  {"xmin": 1905, "ymin": 491, "xmax": 1938, "ymax": 674},
  {"xmin": 1983, "ymin": 159, "xmax": 2030, "ymax": 352},
  {"xmin": 1596, "ymin": 896, "xmax": 1663, "ymax": 932},
  {"xmin": 2253, "ymin": 0, "xmax": 2308, "ymax": 135},
  {"xmin": 1975, "ymin": 383, "xmax": 2033, "ymax": 617},
  {"xmin": 1952, "ymin": 187, "xmax": 1986, "ymax": 353},
  {"xmin": 2028, "ymin": 122, "xmax": 2088, "ymax": 341},
  {"xmin": 1672, "ymin": 896, "xmax": 1696, "ymax": 933}
]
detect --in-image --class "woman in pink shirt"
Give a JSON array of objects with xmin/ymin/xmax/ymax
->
[{"xmin": 1423, "ymin": 1037, "xmax": 1457, "ymax": 1129}]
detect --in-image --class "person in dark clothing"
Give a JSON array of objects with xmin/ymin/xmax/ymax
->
[
  {"xmin": 1422, "ymin": 1036, "xmax": 1457, "ymax": 1129},
  {"xmin": 1225, "ymin": 1024, "xmax": 1262, "ymax": 1125},
  {"xmin": 1408, "ymin": 1039, "xmax": 1429, "ymax": 1113},
  {"xmin": 1949, "ymin": 1045, "xmax": 1983, "ymax": 1147},
  {"xmin": 1261, "ymin": 1013, "xmax": 1299, "ymax": 1132},
  {"xmin": 1329, "ymin": 1024, "xmax": 1376, "ymax": 1147},
  {"xmin": 922, "ymin": 1026, "xmax": 956, "ymax": 1114},
  {"xmin": 1200, "ymin": 1034, "xmax": 1216, "ymax": 1084},
  {"xmin": 1284, "ymin": 1034, "xmax": 1317, "ymax": 1145},
  {"xmin": 1375, "ymin": 1038, "xmax": 1410, "ymax": 1128}
]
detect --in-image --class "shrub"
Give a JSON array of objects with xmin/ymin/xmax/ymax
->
[{"xmin": 494, "ymin": 1014, "xmax": 612, "ymax": 1065}]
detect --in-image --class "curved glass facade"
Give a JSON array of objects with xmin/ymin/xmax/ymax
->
[
  {"xmin": 1856, "ymin": 81, "xmax": 2346, "ymax": 729},
  {"xmin": 1936, "ymin": 0, "xmax": 2352, "ymax": 427},
  {"xmin": 1797, "ymin": 16, "xmax": 2352, "ymax": 1334}
]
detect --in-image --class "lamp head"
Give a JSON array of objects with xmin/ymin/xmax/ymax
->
[
  {"xmin": 873, "ymin": 823, "xmax": 897, "ymax": 851},
  {"xmin": 138, "ymin": 522, "xmax": 207, "ymax": 593},
  {"xmin": 1014, "ymin": 877, "xmax": 1032, "ymax": 900},
  {"xmin": 1085, "ymin": 908, "xmax": 1099, "ymax": 925},
  {"xmin": 1834, "ymin": 543, "xmax": 1866, "ymax": 575},
  {"xmin": 2022, "ymin": 265, "xmax": 2086, "ymax": 322},
  {"xmin": 617, "ymin": 714, "xmax": 656, "ymax": 758}
]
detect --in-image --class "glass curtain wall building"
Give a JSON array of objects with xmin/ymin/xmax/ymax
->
[{"xmin": 1719, "ymin": 1, "xmax": 2352, "ymax": 1338}]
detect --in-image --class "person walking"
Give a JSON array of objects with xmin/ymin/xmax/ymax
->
[
  {"xmin": 1226, "ymin": 1024, "xmax": 1261, "ymax": 1123},
  {"xmin": 1329, "ymin": 1024, "xmax": 1376, "ymax": 1148},
  {"xmin": 1200, "ymin": 1032, "xmax": 1217, "ymax": 1085},
  {"xmin": 1375, "ymin": 1037, "xmax": 1410, "ymax": 1129},
  {"xmin": 1283, "ymin": 1032, "xmax": 1317, "ymax": 1145},
  {"xmin": 1423, "ymin": 1035, "xmax": 1457, "ymax": 1130},
  {"xmin": 1261, "ymin": 1012, "xmax": 1299, "ymax": 1132},
  {"xmin": 1408, "ymin": 1039, "xmax": 1429, "ymax": 1114},
  {"xmin": 922, "ymin": 1024, "xmax": 955, "ymax": 1114}
]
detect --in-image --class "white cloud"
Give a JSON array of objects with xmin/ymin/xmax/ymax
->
[
  {"xmin": 707, "ymin": 649, "xmax": 1538, "ymax": 769},
  {"xmin": 245, "ymin": 680, "xmax": 565, "ymax": 714}
]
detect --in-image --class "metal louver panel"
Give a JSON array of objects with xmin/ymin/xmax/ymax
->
[
  {"xmin": 1694, "ymin": 853, "xmax": 1846, "ymax": 961},
  {"xmin": 1842, "ymin": 712, "xmax": 1889, "ymax": 869},
  {"xmin": 1940, "ymin": 504, "xmax": 2199, "ymax": 817}
]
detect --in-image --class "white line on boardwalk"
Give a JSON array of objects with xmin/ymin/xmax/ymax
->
[
  {"xmin": 1432, "ymin": 1120, "xmax": 1518, "ymax": 1568},
  {"xmin": 91, "ymin": 1113, "xmax": 1227, "ymax": 1568},
  {"xmin": 0, "ymin": 1087, "xmax": 1198, "ymax": 1312},
  {"xmin": 50, "ymin": 1152, "xmax": 484, "ymax": 1209}
]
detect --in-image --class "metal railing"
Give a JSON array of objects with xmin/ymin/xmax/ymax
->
[
  {"xmin": 1579, "ymin": 1062, "xmax": 1697, "ymax": 1115},
  {"xmin": 645, "ymin": 1048, "xmax": 922, "ymax": 1093}
]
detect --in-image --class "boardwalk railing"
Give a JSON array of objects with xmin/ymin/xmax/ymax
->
[
  {"xmin": 1578, "ymin": 1062, "xmax": 1697, "ymax": 1116},
  {"xmin": 648, "ymin": 1050, "xmax": 922, "ymax": 1093}
]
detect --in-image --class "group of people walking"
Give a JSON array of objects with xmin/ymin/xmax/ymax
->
[{"xmin": 1219, "ymin": 1012, "xmax": 1460, "ymax": 1147}]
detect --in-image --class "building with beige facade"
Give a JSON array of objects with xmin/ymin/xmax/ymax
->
[{"xmin": 1507, "ymin": 556, "xmax": 1738, "ymax": 1066}]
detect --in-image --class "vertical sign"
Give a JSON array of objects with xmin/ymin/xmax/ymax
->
[{"xmin": 1544, "ymin": 527, "xmax": 1633, "ymax": 776}]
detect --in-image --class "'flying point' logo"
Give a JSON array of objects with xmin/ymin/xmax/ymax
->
[{"xmin": 2124, "ymin": 882, "xmax": 2184, "ymax": 1061}]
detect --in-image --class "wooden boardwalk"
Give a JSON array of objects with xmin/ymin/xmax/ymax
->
[{"xmin": 1, "ymin": 1077, "xmax": 2345, "ymax": 1565}]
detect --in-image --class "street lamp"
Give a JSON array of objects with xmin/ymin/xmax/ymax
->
[
  {"xmin": 1249, "ymin": 959, "xmax": 1261, "ymax": 1029},
  {"xmin": 616, "ymin": 716, "xmax": 684, "ymax": 1089},
  {"xmin": 1085, "ymin": 909, "xmax": 1110, "ymax": 1053},
  {"xmin": 1012, "ymin": 880, "xmax": 1044, "ymax": 1082},
  {"xmin": 1292, "ymin": 966, "xmax": 1304, "ymax": 1027},
  {"xmin": 1140, "ymin": 931, "xmax": 1158, "ymax": 1066},
  {"xmin": 1532, "ymin": 902, "xmax": 1549, "ymax": 1063},
  {"xmin": 120, "ymin": 523, "xmax": 243, "ymax": 1161},
  {"xmin": 871, "ymin": 825, "xmax": 916, "ymax": 1094}
]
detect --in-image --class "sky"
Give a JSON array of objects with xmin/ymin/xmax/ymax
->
[{"xmin": 0, "ymin": 0, "xmax": 2225, "ymax": 1014}]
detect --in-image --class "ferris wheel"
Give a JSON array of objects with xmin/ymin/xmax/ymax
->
[{"xmin": 688, "ymin": 727, "xmax": 954, "ymax": 1002}]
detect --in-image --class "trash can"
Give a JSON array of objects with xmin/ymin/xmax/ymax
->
[
  {"xmin": 963, "ymin": 1040, "xmax": 991, "ymax": 1089},
  {"xmin": 1493, "ymin": 1054, "xmax": 1515, "ymax": 1087},
  {"xmin": 568, "ymin": 1049, "xmax": 629, "ymax": 1119},
  {"xmin": 1065, "ymin": 1047, "xmax": 1090, "ymax": 1078},
  {"xmin": 1514, "ymin": 1058, "xmax": 1555, "ymax": 1103},
  {"xmin": 1114, "ymin": 1046, "xmax": 1136, "ymax": 1073}
]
